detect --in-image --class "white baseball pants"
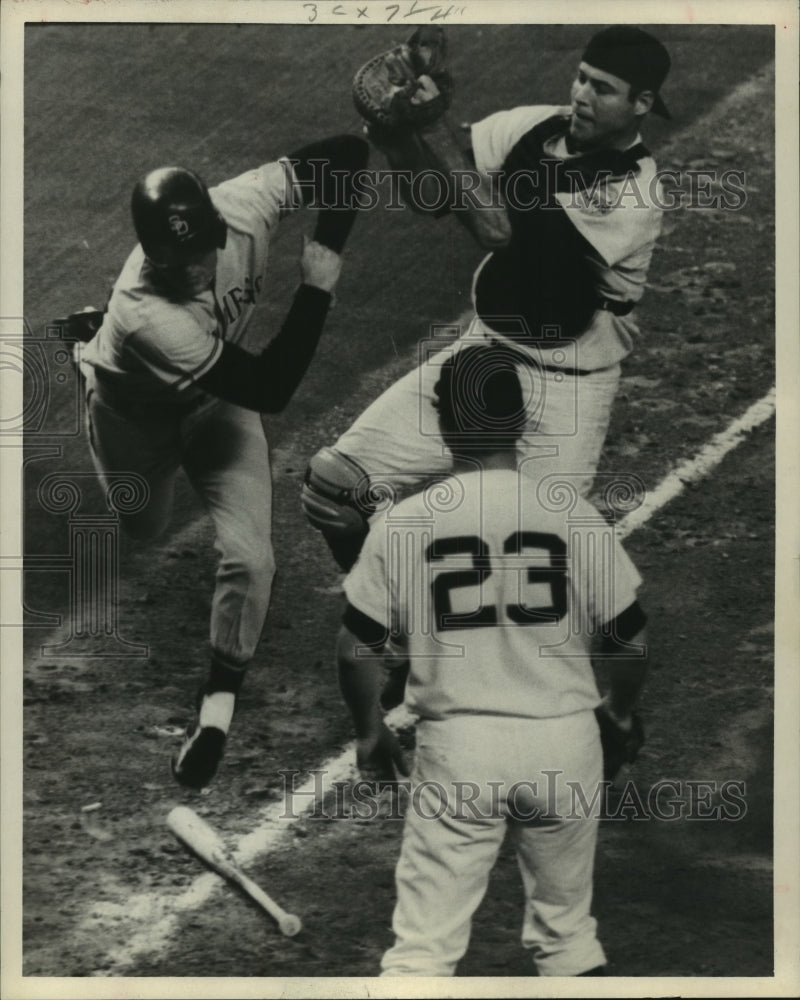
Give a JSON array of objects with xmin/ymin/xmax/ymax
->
[
  {"xmin": 85, "ymin": 374, "xmax": 275, "ymax": 667},
  {"xmin": 335, "ymin": 316, "xmax": 620, "ymax": 500},
  {"xmin": 380, "ymin": 711, "xmax": 606, "ymax": 977}
]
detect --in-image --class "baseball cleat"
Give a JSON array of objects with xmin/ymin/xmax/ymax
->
[
  {"xmin": 171, "ymin": 724, "xmax": 227, "ymax": 790},
  {"xmin": 171, "ymin": 688, "xmax": 236, "ymax": 789}
]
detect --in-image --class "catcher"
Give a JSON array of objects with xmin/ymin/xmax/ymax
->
[{"xmin": 303, "ymin": 25, "xmax": 671, "ymax": 572}]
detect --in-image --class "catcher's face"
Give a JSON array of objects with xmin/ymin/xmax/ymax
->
[{"xmin": 569, "ymin": 62, "xmax": 654, "ymax": 150}]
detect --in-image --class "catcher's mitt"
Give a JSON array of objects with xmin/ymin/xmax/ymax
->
[
  {"xmin": 594, "ymin": 704, "xmax": 645, "ymax": 783},
  {"xmin": 352, "ymin": 26, "xmax": 453, "ymax": 134}
]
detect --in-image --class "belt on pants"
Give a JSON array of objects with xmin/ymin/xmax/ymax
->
[
  {"xmin": 88, "ymin": 369, "xmax": 213, "ymax": 418},
  {"xmin": 597, "ymin": 296, "xmax": 635, "ymax": 316},
  {"xmin": 483, "ymin": 336, "xmax": 597, "ymax": 378}
]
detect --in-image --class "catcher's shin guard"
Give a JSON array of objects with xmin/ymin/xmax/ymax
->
[{"xmin": 301, "ymin": 447, "xmax": 372, "ymax": 570}]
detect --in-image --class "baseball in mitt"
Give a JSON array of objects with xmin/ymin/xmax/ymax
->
[
  {"xmin": 352, "ymin": 25, "xmax": 453, "ymax": 135},
  {"xmin": 594, "ymin": 703, "xmax": 645, "ymax": 783}
]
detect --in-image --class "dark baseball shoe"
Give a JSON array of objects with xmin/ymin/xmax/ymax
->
[
  {"xmin": 171, "ymin": 724, "xmax": 227, "ymax": 790},
  {"xmin": 171, "ymin": 688, "xmax": 235, "ymax": 790}
]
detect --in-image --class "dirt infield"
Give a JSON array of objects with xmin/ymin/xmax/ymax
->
[{"xmin": 13, "ymin": 17, "xmax": 782, "ymax": 988}]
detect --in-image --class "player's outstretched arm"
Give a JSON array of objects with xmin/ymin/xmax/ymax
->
[
  {"xmin": 371, "ymin": 105, "xmax": 511, "ymax": 250},
  {"xmin": 416, "ymin": 111, "xmax": 512, "ymax": 250},
  {"xmin": 353, "ymin": 25, "xmax": 510, "ymax": 249},
  {"xmin": 196, "ymin": 138, "xmax": 369, "ymax": 412},
  {"xmin": 196, "ymin": 237, "xmax": 341, "ymax": 412},
  {"xmin": 288, "ymin": 134, "xmax": 370, "ymax": 252}
]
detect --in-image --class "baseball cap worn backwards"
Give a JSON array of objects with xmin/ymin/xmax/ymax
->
[{"xmin": 582, "ymin": 26, "xmax": 671, "ymax": 119}]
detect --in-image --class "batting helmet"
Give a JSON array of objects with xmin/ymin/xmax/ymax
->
[{"xmin": 131, "ymin": 166, "xmax": 227, "ymax": 268}]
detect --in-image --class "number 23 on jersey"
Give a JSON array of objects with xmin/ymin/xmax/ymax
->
[{"xmin": 427, "ymin": 532, "xmax": 568, "ymax": 632}]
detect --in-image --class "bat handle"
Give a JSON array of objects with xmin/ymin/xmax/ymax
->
[{"xmin": 237, "ymin": 870, "xmax": 303, "ymax": 937}]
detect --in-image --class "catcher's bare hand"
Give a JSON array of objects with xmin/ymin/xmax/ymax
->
[
  {"xmin": 300, "ymin": 237, "xmax": 342, "ymax": 294},
  {"xmin": 356, "ymin": 723, "xmax": 410, "ymax": 786},
  {"xmin": 410, "ymin": 75, "xmax": 441, "ymax": 106}
]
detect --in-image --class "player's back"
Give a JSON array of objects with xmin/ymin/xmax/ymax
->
[{"xmin": 379, "ymin": 467, "xmax": 638, "ymax": 721}]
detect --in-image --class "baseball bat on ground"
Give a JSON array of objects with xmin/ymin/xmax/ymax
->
[{"xmin": 167, "ymin": 805, "xmax": 302, "ymax": 937}]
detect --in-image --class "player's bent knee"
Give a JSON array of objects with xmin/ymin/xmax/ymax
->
[
  {"xmin": 245, "ymin": 542, "xmax": 276, "ymax": 588},
  {"xmin": 253, "ymin": 549, "xmax": 277, "ymax": 587},
  {"xmin": 220, "ymin": 531, "xmax": 275, "ymax": 587},
  {"xmin": 301, "ymin": 447, "xmax": 373, "ymax": 536}
]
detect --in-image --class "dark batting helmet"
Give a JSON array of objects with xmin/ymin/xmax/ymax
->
[{"xmin": 130, "ymin": 166, "xmax": 227, "ymax": 268}]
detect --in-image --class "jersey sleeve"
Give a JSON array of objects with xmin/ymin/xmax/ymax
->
[
  {"xmin": 342, "ymin": 517, "xmax": 396, "ymax": 633},
  {"xmin": 586, "ymin": 533, "xmax": 643, "ymax": 631},
  {"xmin": 126, "ymin": 304, "xmax": 222, "ymax": 389},
  {"xmin": 600, "ymin": 600, "xmax": 647, "ymax": 641},
  {"xmin": 471, "ymin": 105, "xmax": 565, "ymax": 175},
  {"xmin": 211, "ymin": 159, "xmax": 301, "ymax": 235}
]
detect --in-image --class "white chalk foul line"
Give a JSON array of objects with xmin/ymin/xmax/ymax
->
[
  {"xmin": 83, "ymin": 747, "xmax": 356, "ymax": 973},
  {"xmin": 88, "ymin": 385, "xmax": 775, "ymax": 974},
  {"xmin": 617, "ymin": 387, "xmax": 775, "ymax": 540}
]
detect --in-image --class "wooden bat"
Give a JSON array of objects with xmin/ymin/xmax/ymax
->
[{"xmin": 167, "ymin": 805, "xmax": 302, "ymax": 937}]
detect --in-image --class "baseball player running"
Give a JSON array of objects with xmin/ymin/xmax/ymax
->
[
  {"xmin": 77, "ymin": 134, "xmax": 369, "ymax": 788},
  {"xmin": 302, "ymin": 26, "xmax": 670, "ymax": 572},
  {"xmin": 337, "ymin": 344, "xmax": 649, "ymax": 977}
]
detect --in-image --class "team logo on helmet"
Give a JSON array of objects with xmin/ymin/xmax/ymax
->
[{"xmin": 168, "ymin": 214, "xmax": 191, "ymax": 239}]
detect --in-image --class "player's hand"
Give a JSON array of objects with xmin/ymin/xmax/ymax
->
[
  {"xmin": 410, "ymin": 74, "xmax": 441, "ymax": 105},
  {"xmin": 356, "ymin": 723, "xmax": 410, "ymax": 786},
  {"xmin": 300, "ymin": 236, "xmax": 342, "ymax": 294},
  {"xmin": 597, "ymin": 694, "xmax": 634, "ymax": 731},
  {"xmin": 594, "ymin": 696, "xmax": 645, "ymax": 784}
]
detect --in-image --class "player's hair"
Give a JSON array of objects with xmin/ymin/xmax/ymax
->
[
  {"xmin": 626, "ymin": 85, "xmax": 655, "ymax": 114},
  {"xmin": 434, "ymin": 345, "xmax": 525, "ymax": 454}
]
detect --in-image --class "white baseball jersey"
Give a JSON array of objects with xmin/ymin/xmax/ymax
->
[
  {"xmin": 81, "ymin": 160, "xmax": 299, "ymax": 406},
  {"xmin": 344, "ymin": 467, "xmax": 642, "ymax": 721},
  {"xmin": 471, "ymin": 105, "xmax": 664, "ymax": 370}
]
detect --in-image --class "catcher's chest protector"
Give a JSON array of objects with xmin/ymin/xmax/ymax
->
[{"xmin": 475, "ymin": 115, "xmax": 649, "ymax": 341}]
